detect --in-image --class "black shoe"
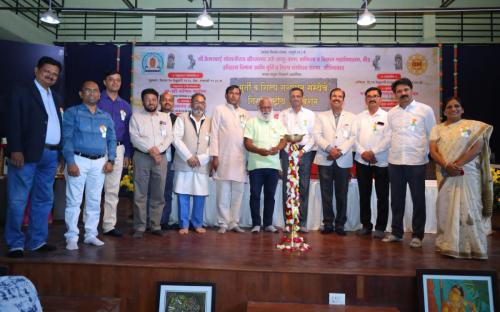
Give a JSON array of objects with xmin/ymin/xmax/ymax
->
[
  {"xmin": 356, "ymin": 228, "xmax": 372, "ymax": 236},
  {"xmin": 151, "ymin": 230, "xmax": 166, "ymax": 237},
  {"xmin": 7, "ymin": 250, "xmax": 24, "ymax": 258},
  {"xmin": 33, "ymin": 243, "xmax": 57, "ymax": 252},
  {"xmin": 103, "ymin": 229, "xmax": 123, "ymax": 237},
  {"xmin": 335, "ymin": 228, "xmax": 346, "ymax": 236},
  {"xmin": 320, "ymin": 226, "xmax": 334, "ymax": 234},
  {"xmin": 160, "ymin": 223, "xmax": 169, "ymax": 230}
]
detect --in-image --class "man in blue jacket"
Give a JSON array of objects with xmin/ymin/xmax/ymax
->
[{"xmin": 5, "ymin": 56, "xmax": 63, "ymax": 258}]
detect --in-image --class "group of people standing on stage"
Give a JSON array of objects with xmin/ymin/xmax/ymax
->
[{"xmin": 3, "ymin": 56, "xmax": 493, "ymax": 260}]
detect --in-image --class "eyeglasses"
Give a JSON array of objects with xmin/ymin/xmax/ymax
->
[
  {"xmin": 82, "ymin": 89, "xmax": 99, "ymax": 95},
  {"xmin": 193, "ymin": 101, "xmax": 206, "ymax": 105}
]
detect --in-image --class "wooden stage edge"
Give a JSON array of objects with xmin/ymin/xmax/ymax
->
[{"xmin": 1, "ymin": 218, "xmax": 500, "ymax": 312}]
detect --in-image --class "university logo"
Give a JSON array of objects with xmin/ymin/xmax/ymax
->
[
  {"xmin": 406, "ymin": 53, "xmax": 428, "ymax": 75},
  {"xmin": 141, "ymin": 52, "xmax": 164, "ymax": 74}
]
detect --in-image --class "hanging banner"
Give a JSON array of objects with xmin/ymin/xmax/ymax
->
[{"xmin": 132, "ymin": 46, "xmax": 439, "ymax": 116}]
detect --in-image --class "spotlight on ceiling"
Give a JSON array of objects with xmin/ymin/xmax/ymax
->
[
  {"xmin": 40, "ymin": 0, "xmax": 60, "ymax": 25},
  {"xmin": 357, "ymin": 0, "xmax": 376, "ymax": 27},
  {"xmin": 196, "ymin": 0, "xmax": 214, "ymax": 28}
]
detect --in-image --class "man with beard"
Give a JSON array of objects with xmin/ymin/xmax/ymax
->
[
  {"xmin": 313, "ymin": 88, "xmax": 356, "ymax": 236},
  {"xmin": 129, "ymin": 88, "xmax": 173, "ymax": 238},
  {"xmin": 5, "ymin": 56, "xmax": 63, "ymax": 258},
  {"xmin": 97, "ymin": 70, "xmax": 132, "ymax": 237},
  {"xmin": 244, "ymin": 97, "xmax": 287, "ymax": 233},
  {"xmin": 354, "ymin": 87, "xmax": 390, "ymax": 239},
  {"xmin": 382, "ymin": 78, "xmax": 436, "ymax": 248},
  {"xmin": 63, "ymin": 81, "xmax": 116, "ymax": 250},
  {"xmin": 159, "ymin": 91, "xmax": 177, "ymax": 230},
  {"xmin": 210, "ymin": 85, "xmax": 249, "ymax": 234},
  {"xmin": 279, "ymin": 87, "xmax": 315, "ymax": 233},
  {"xmin": 172, "ymin": 93, "xmax": 211, "ymax": 235}
]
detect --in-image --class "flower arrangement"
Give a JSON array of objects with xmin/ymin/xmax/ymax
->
[
  {"xmin": 119, "ymin": 165, "xmax": 134, "ymax": 196},
  {"xmin": 492, "ymin": 167, "xmax": 500, "ymax": 211}
]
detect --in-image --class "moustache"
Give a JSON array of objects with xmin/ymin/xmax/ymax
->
[{"xmin": 399, "ymin": 95, "xmax": 409, "ymax": 99}]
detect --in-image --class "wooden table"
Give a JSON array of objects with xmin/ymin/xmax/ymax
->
[{"xmin": 247, "ymin": 301, "xmax": 400, "ymax": 312}]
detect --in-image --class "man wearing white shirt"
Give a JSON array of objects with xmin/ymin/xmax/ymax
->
[
  {"xmin": 313, "ymin": 88, "xmax": 356, "ymax": 236},
  {"xmin": 382, "ymin": 78, "xmax": 436, "ymax": 248},
  {"xmin": 210, "ymin": 85, "xmax": 248, "ymax": 234},
  {"xmin": 279, "ymin": 88, "xmax": 315, "ymax": 233},
  {"xmin": 129, "ymin": 88, "xmax": 173, "ymax": 238},
  {"xmin": 354, "ymin": 87, "xmax": 390, "ymax": 239},
  {"xmin": 173, "ymin": 93, "xmax": 211, "ymax": 235}
]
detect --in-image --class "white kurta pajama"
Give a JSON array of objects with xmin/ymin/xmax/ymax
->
[
  {"xmin": 173, "ymin": 115, "xmax": 210, "ymax": 196},
  {"xmin": 210, "ymin": 103, "xmax": 249, "ymax": 229}
]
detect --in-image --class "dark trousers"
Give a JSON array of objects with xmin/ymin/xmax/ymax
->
[
  {"xmin": 249, "ymin": 168, "xmax": 279, "ymax": 227},
  {"xmin": 161, "ymin": 160, "xmax": 175, "ymax": 225},
  {"xmin": 280, "ymin": 150, "xmax": 315, "ymax": 227},
  {"xmin": 318, "ymin": 161, "xmax": 349, "ymax": 230},
  {"xmin": 388, "ymin": 164, "xmax": 426, "ymax": 239},
  {"xmin": 355, "ymin": 161, "xmax": 389, "ymax": 231}
]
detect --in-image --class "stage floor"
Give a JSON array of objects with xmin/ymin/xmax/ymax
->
[{"xmin": 1, "ymin": 200, "xmax": 499, "ymax": 312}]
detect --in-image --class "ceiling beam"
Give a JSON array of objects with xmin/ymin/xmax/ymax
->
[{"xmin": 361, "ymin": 0, "xmax": 372, "ymax": 9}]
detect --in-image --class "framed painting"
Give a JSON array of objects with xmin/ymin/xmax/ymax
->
[
  {"xmin": 157, "ymin": 282, "xmax": 215, "ymax": 312},
  {"xmin": 417, "ymin": 269, "xmax": 498, "ymax": 312}
]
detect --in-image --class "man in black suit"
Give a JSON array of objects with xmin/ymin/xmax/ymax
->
[
  {"xmin": 159, "ymin": 91, "xmax": 177, "ymax": 229},
  {"xmin": 4, "ymin": 56, "xmax": 63, "ymax": 258}
]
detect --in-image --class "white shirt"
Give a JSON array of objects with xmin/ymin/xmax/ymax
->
[
  {"xmin": 129, "ymin": 109, "xmax": 172, "ymax": 154},
  {"xmin": 385, "ymin": 100, "xmax": 436, "ymax": 165},
  {"xmin": 209, "ymin": 103, "xmax": 249, "ymax": 182},
  {"xmin": 173, "ymin": 114, "xmax": 210, "ymax": 196},
  {"xmin": 279, "ymin": 107, "xmax": 315, "ymax": 152},
  {"xmin": 354, "ymin": 108, "xmax": 389, "ymax": 167}
]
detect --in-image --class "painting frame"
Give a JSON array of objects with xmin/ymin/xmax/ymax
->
[
  {"xmin": 156, "ymin": 282, "xmax": 215, "ymax": 312},
  {"xmin": 417, "ymin": 268, "xmax": 498, "ymax": 312}
]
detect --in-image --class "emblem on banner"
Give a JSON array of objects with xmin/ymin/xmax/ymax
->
[
  {"xmin": 406, "ymin": 53, "xmax": 428, "ymax": 75},
  {"xmin": 141, "ymin": 52, "xmax": 164, "ymax": 74}
]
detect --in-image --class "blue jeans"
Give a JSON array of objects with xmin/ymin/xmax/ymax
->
[
  {"xmin": 161, "ymin": 161, "xmax": 175, "ymax": 225},
  {"xmin": 177, "ymin": 194, "xmax": 205, "ymax": 229},
  {"xmin": 5, "ymin": 148, "xmax": 58, "ymax": 251},
  {"xmin": 249, "ymin": 168, "xmax": 279, "ymax": 227}
]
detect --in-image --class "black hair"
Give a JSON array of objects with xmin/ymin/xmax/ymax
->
[
  {"xmin": 141, "ymin": 88, "xmax": 159, "ymax": 101},
  {"xmin": 104, "ymin": 70, "xmax": 121, "ymax": 80},
  {"xmin": 37, "ymin": 56, "xmax": 62, "ymax": 72},
  {"xmin": 191, "ymin": 93, "xmax": 206, "ymax": 103},
  {"xmin": 329, "ymin": 88, "xmax": 345, "ymax": 99},
  {"xmin": 365, "ymin": 87, "xmax": 382, "ymax": 97},
  {"xmin": 391, "ymin": 78, "xmax": 413, "ymax": 93},
  {"xmin": 289, "ymin": 87, "xmax": 304, "ymax": 97},
  {"xmin": 225, "ymin": 85, "xmax": 241, "ymax": 95}
]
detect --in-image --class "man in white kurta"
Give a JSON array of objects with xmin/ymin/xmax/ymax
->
[
  {"xmin": 173, "ymin": 93, "xmax": 211, "ymax": 235},
  {"xmin": 210, "ymin": 85, "xmax": 249, "ymax": 234}
]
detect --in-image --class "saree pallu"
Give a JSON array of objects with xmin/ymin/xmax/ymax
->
[{"xmin": 432, "ymin": 119, "xmax": 493, "ymax": 259}]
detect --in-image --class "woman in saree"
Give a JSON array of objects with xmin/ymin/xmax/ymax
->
[{"xmin": 429, "ymin": 97, "xmax": 493, "ymax": 259}]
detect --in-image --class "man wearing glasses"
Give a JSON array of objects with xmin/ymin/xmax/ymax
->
[
  {"xmin": 5, "ymin": 56, "xmax": 63, "ymax": 258},
  {"xmin": 353, "ymin": 87, "xmax": 390, "ymax": 239},
  {"xmin": 62, "ymin": 81, "xmax": 116, "ymax": 250}
]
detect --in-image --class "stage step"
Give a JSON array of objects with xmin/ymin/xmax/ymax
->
[
  {"xmin": 247, "ymin": 301, "xmax": 399, "ymax": 312},
  {"xmin": 40, "ymin": 295, "xmax": 121, "ymax": 312}
]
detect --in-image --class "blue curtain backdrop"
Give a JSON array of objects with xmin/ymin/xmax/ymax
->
[{"xmin": 61, "ymin": 43, "xmax": 132, "ymax": 108}]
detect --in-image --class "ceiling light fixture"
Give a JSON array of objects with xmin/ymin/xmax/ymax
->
[
  {"xmin": 40, "ymin": 0, "xmax": 60, "ymax": 25},
  {"xmin": 196, "ymin": 0, "xmax": 214, "ymax": 28},
  {"xmin": 357, "ymin": 0, "xmax": 376, "ymax": 26}
]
